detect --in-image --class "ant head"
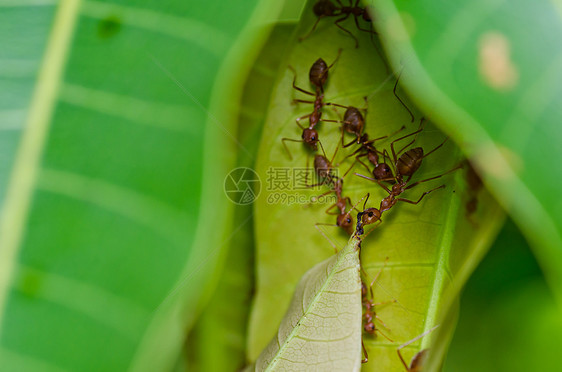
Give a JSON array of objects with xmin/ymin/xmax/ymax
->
[
  {"xmin": 360, "ymin": 208, "xmax": 381, "ymax": 226},
  {"xmin": 302, "ymin": 128, "xmax": 319, "ymax": 149},
  {"xmin": 361, "ymin": 281, "xmax": 367, "ymax": 297},
  {"xmin": 310, "ymin": 58, "xmax": 329, "ymax": 88},
  {"xmin": 364, "ymin": 322, "xmax": 375, "ymax": 334},
  {"xmin": 373, "ymin": 163, "xmax": 393, "ymax": 180},
  {"xmin": 337, "ymin": 213, "xmax": 353, "ymax": 233},
  {"xmin": 313, "ymin": 0, "xmax": 337, "ymax": 16}
]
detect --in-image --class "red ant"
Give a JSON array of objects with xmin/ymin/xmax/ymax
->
[
  {"xmin": 282, "ymin": 50, "xmax": 342, "ymax": 159},
  {"xmin": 321, "ymin": 97, "xmax": 368, "ymax": 145},
  {"xmin": 326, "ymin": 76, "xmax": 414, "ymax": 178},
  {"xmin": 307, "ymin": 141, "xmax": 362, "ymax": 248},
  {"xmin": 355, "ymin": 120, "xmax": 462, "ymax": 231},
  {"xmin": 300, "ymin": 0, "xmax": 376, "ymax": 48},
  {"xmin": 361, "ymin": 258, "xmax": 395, "ymax": 363},
  {"xmin": 322, "ymin": 72, "xmax": 414, "ymax": 147},
  {"xmin": 396, "ymin": 325, "xmax": 439, "ymax": 371}
]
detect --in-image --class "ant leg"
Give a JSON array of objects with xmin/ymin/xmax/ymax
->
[
  {"xmin": 376, "ymin": 328, "xmax": 394, "ymax": 342},
  {"xmin": 397, "ymin": 325, "xmax": 440, "ymax": 368},
  {"xmin": 393, "ymin": 70, "xmax": 414, "ymax": 122},
  {"xmin": 327, "ymin": 48, "xmax": 343, "ymax": 70},
  {"xmin": 360, "ymin": 96, "xmax": 369, "ymax": 114},
  {"xmin": 343, "ymin": 197, "xmax": 360, "ymax": 213},
  {"xmin": 361, "ymin": 219, "xmax": 383, "ymax": 239},
  {"xmin": 367, "ymin": 256, "xmax": 389, "ymax": 298},
  {"xmin": 354, "ymin": 13, "xmax": 376, "ymax": 35},
  {"xmin": 397, "ymin": 348, "xmax": 409, "ymax": 370},
  {"xmin": 361, "ymin": 192, "xmax": 371, "ymax": 211},
  {"xmin": 317, "ymin": 140, "xmax": 327, "ymax": 158},
  {"xmin": 356, "ymin": 157, "xmax": 372, "ymax": 174},
  {"xmin": 325, "ymin": 205, "xmax": 340, "ymax": 215},
  {"xmin": 388, "ymin": 125, "xmax": 406, "ymax": 139},
  {"xmin": 295, "ymin": 113, "xmax": 311, "ymax": 129},
  {"xmin": 422, "ymin": 137, "xmax": 449, "ymax": 159},
  {"xmin": 292, "ymin": 99, "xmax": 315, "ymax": 105},
  {"xmin": 396, "ymin": 185, "xmax": 445, "ymax": 205},
  {"xmin": 343, "ymin": 136, "xmax": 359, "ymax": 148},
  {"xmin": 328, "ymin": 131, "xmax": 344, "ymax": 165},
  {"xmin": 325, "ymin": 101, "xmax": 351, "ymax": 110},
  {"xmin": 340, "ymin": 124, "xmax": 348, "ymax": 148},
  {"xmin": 334, "ymin": 15, "xmax": 359, "ymax": 48},
  {"xmin": 288, "ymin": 66, "xmax": 315, "ymax": 96},
  {"xmin": 374, "ymin": 313, "xmax": 394, "ymax": 330},
  {"xmin": 315, "ymin": 223, "xmax": 339, "ymax": 253},
  {"xmin": 299, "ymin": 16, "xmax": 323, "ymax": 42},
  {"xmin": 361, "ymin": 340, "xmax": 369, "ymax": 364},
  {"xmin": 310, "ymin": 188, "xmax": 335, "ymax": 203},
  {"xmin": 281, "ymin": 138, "xmax": 303, "ymax": 160},
  {"xmin": 390, "ymin": 127, "xmax": 424, "ymax": 164},
  {"xmin": 354, "ymin": 173, "xmax": 392, "ymax": 194},
  {"xmin": 404, "ymin": 164, "xmax": 463, "ymax": 190}
]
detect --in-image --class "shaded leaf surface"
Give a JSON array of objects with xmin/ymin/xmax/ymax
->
[{"xmin": 250, "ymin": 236, "xmax": 362, "ymax": 372}]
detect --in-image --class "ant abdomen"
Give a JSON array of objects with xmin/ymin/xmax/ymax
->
[
  {"xmin": 397, "ymin": 147, "xmax": 424, "ymax": 177},
  {"xmin": 343, "ymin": 107, "xmax": 365, "ymax": 136},
  {"xmin": 309, "ymin": 58, "xmax": 329, "ymax": 89},
  {"xmin": 313, "ymin": 0, "xmax": 337, "ymax": 16},
  {"xmin": 314, "ymin": 154, "xmax": 332, "ymax": 179}
]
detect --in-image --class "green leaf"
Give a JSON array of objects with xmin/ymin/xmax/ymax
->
[
  {"xmin": 247, "ymin": 1, "xmax": 504, "ymax": 369},
  {"xmin": 371, "ymin": 0, "xmax": 562, "ymax": 301},
  {"xmin": 186, "ymin": 24, "xmax": 296, "ymax": 372},
  {"xmin": 249, "ymin": 235, "xmax": 362, "ymax": 371},
  {"xmin": 445, "ymin": 219, "xmax": 562, "ymax": 371},
  {"xmin": 0, "ymin": 0, "xmax": 281, "ymax": 370}
]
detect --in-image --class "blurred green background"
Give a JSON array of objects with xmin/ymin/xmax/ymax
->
[{"xmin": 1, "ymin": 0, "xmax": 560, "ymax": 371}]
